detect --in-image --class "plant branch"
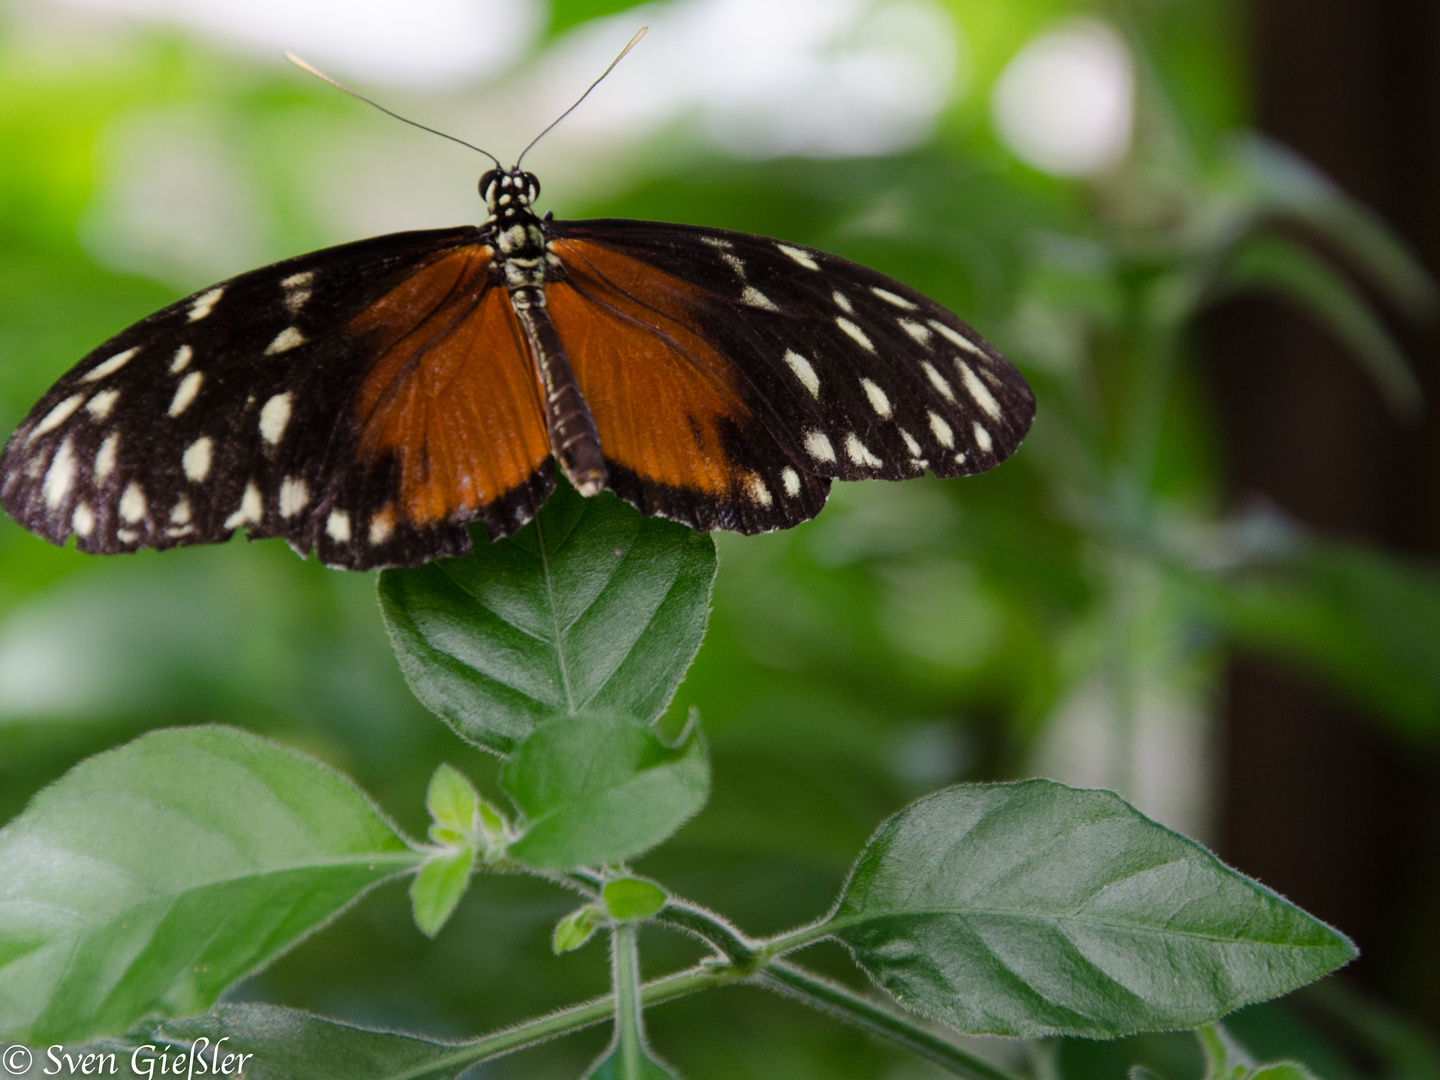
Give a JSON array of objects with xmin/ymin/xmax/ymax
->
[
  {"xmin": 406, "ymin": 965, "xmax": 727, "ymax": 1076},
  {"xmin": 759, "ymin": 962, "xmax": 1027, "ymax": 1080},
  {"xmin": 650, "ymin": 899, "xmax": 1022, "ymax": 1080}
]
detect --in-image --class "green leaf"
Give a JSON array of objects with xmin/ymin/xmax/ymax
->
[
  {"xmin": 1199, "ymin": 1023, "xmax": 1258, "ymax": 1080},
  {"xmin": 378, "ymin": 480, "xmax": 717, "ymax": 754},
  {"xmin": 1217, "ymin": 234, "xmax": 1423, "ymax": 419},
  {"xmin": 585, "ymin": 1043, "xmax": 683, "ymax": 1080},
  {"xmin": 73, "ymin": 1003, "xmax": 479, "ymax": 1080},
  {"xmin": 425, "ymin": 763, "xmax": 479, "ymax": 834},
  {"xmin": 0, "ymin": 726, "xmax": 418, "ymax": 1044},
  {"xmin": 827, "ymin": 780, "xmax": 1357, "ymax": 1039},
  {"xmin": 501, "ymin": 713, "xmax": 709, "ymax": 870},
  {"xmin": 1187, "ymin": 540, "xmax": 1440, "ymax": 739},
  {"xmin": 547, "ymin": 0, "xmax": 649, "ymax": 39},
  {"xmin": 553, "ymin": 905, "xmax": 604, "ymax": 954},
  {"xmin": 603, "ymin": 878, "xmax": 668, "ymax": 922},
  {"xmin": 409, "ymin": 848, "xmax": 476, "ymax": 939},
  {"xmin": 1229, "ymin": 135, "xmax": 1439, "ymax": 324},
  {"xmin": 1197, "ymin": 1022, "xmax": 1322, "ymax": 1080}
]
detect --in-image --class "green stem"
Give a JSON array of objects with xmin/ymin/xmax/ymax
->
[
  {"xmin": 397, "ymin": 965, "xmax": 723, "ymax": 1078},
  {"xmin": 613, "ymin": 922, "xmax": 646, "ymax": 1074},
  {"xmin": 760, "ymin": 963, "xmax": 1025, "ymax": 1080}
]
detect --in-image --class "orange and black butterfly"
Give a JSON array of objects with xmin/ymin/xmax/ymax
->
[{"xmin": 0, "ymin": 44, "xmax": 1034, "ymax": 572}]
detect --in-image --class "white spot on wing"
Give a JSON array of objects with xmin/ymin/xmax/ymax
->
[
  {"xmin": 86, "ymin": 389, "xmax": 120, "ymax": 420},
  {"xmin": 700, "ymin": 236, "xmax": 733, "ymax": 249},
  {"xmin": 368, "ymin": 508, "xmax": 395, "ymax": 544},
  {"xmin": 899, "ymin": 319, "xmax": 932, "ymax": 347},
  {"xmin": 929, "ymin": 411, "xmax": 955, "ymax": 448},
  {"xmin": 326, "ymin": 510, "xmax": 351, "ymax": 542},
  {"xmin": 845, "ymin": 433, "xmax": 882, "ymax": 467},
  {"xmin": 861, "ymin": 378, "xmax": 892, "ymax": 417},
  {"xmin": 42, "ymin": 439, "xmax": 76, "ymax": 508},
  {"xmin": 872, "ymin": 287, "xmax": 918, "ymax": 310},
  {"xmin": 781, "ymin": 467, "xmax": 801, "ymax": 496},
  {"xmin": 957, "ymin": 360, "xmax": 1003, "ymax": 420},
  {"xmin": 119, "ymin": 482, "xmax": 147, "ymax": 524},
  {"xmin": 188, "ymin": 287, "xmax": 224, "ymax": 322},
  {"xmin": 745, "ymin": 475, "xmax": 772, "ymax": 507},
  {"xmin": 721, "ymin": 253, "xmax": 746, "ymax": 278},
  {"xmin": 929, "ymin": 319, "xmax": 988, "ymax": 358},
  {"xmin": 224, "ymin": 482, "xmax": 263, "ymax": 529},
  {"xmin": 783, "ymin": 350, "xmax": 821, "ymax": 397},
  {"xmin": 899, "ymin": 428, "xmax": 923, "ymax": 457},
  {"xmin": 83, "ymin": 347, "xmax": 139, "ymax": 382},
  {"xmin": 94, "ymin": 433, "xmax": 118, "ymax": 480},
  {"xmin": 30, "ymin": 395, "xmax": 85, "ymax": 441},
  {"xmin": 777, "ymin": 243, "xmax": 819, "ymax": 270},
  {"xmin": 921, "ymin": 361, "xmax": 956, "ymax": 401},
  {"xmin": 170, "ymin": 345, "xmax": 193, "ymax": 373},
  {"xmin": 116, "ymin": 528, "xmax": 139, "ymax": 544},
  {"xmin": 72, "ymin": 502, "xmax": 94, "ymax": 537},
  {"xmin": 835, "ymin": 316, "xmax": 875, "ymax": 352},
  {"xmin": 282, "ymin": 270, "xmax": 315, "ymax": 314},
  {"xmin": 183, "ymin": 437, "xmax": 213, "ymax": 482},
  {"xmin": 265, "ymin": 327, "xmax": 307, "ymax": 355},
  {"xmin": 279, "ymin": 477, "xmax": 309, "ymax": 518},
  {"xmin": 832, "ymin": 290, "xmax": 854, "ymax": 314},
  {"xmin": 259, "ymin": 392, "xmax": 293, "ymax": 445},
  {"xmin": 169, "ymin": 372, "xmax": 203, "ymax": 416},
  {"xmin": 973, "ymin": 422, "xmax": 993, "ymax": 453},
  {"xmin": 171, "ymin": 497, "xmax": 192, "ymax": 525},
  {"xmin": 804, "ymin": 430, "xmax": 836, "ymax": 463},
  {"xmin": 742, "ymin": 286, "xmax": 779, "ymax": 311}
]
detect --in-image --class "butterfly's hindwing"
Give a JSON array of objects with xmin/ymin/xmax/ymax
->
[
  {"xmin": 549, "ymin": 220, "xmax": 1034, "ymax": 500},
  {"xmin": 0, "ymin": 226, "xmax": 553, "ymax": 571}
]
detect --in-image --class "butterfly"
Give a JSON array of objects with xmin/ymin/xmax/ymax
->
[{"xmin": 0, "ymin": 49, "xmax": 1035, "ymax": 572}]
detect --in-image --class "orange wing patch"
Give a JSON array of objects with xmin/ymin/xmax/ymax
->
[
  {"xmin": 348, "ymin": 245, "xmax": 550, "ymax": 525},
  {"xmin": 547, "ymin": 239, "xmax": 751, "ymax": 496}
]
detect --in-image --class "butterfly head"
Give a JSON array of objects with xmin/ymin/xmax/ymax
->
[{"xmin": 480, "ymin": 168, "xmax": 540, "ymax": 218}]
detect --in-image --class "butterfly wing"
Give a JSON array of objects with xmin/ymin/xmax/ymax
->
[
  {"xmin": 547, "ymin": 219, "xmax": 1034, "ymax": 532},
  {"xmin": 0, "ymin": 227, "xmax": 555, "ymax": 570}
]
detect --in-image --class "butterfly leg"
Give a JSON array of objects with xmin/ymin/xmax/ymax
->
[{"xmin": 510, "ymin": 287, "xmax": 607, "ymax": 496}]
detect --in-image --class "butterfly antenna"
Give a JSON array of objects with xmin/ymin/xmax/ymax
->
[
  {"xmin": 285, "ymin": 52, "xmax": 502, "ymax": 168},
  {"xmin": 514, "ymin": 26, "xmax": 647, "ymax": 168}
]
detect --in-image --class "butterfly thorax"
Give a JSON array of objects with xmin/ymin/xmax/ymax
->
[{"xmin": 477, "ymin": 166, "xmax": 605, "ymax": 496}]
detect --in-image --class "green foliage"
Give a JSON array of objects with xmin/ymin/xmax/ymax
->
[
  {"xmin": 0, "ymin": 2, "xmax": 1436, "ymax": 1077},
  {"xmin": 379, "ymin": 480, "xmax": 717, "ymax": 754},
  {"xmin": 78, "ymin": 1004, "xmax": 478, "ymax": 1080},
  {"xmin": 602, "ymin": 878, "xmax": 669, "ymax": 922},
  {"xmin": 829, "ymin": 781, "xmax": 1355, "ymax": 1038},
  {"xmin": 501, "ymin": 713, "xmax": 709, "ymax": 869},
  {"xmin": 0, "ymin": 726, "xmax": 419, "ymax": 1044}
]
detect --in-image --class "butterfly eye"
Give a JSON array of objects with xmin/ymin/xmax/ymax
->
[{"xmin": 478, "ymin": 169, "xmax": 500, "ymax": 202}]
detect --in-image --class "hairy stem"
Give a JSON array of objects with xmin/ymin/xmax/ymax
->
[
  {"xmin": 760, "ymin": 963, "xmax": 1026, "ymax": 1080},
  {"xmin": 612, "ymin": 922, "xmax": 646, "ymax": 1074}
]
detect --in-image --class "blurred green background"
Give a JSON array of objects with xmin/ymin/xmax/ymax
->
[{"xmin": 4, "ymin": 0, "xmax": 1440, "ymax": 1077}]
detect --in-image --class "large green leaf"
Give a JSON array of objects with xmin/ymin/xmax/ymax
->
[
  {"xmin": 67, "ymin": 1004, "xmax": 479, "ymax": 1080},
  {"xmin": 1229, "ymin": 135, "xmax": 1439, "ymax": 324},
  {"xmin": 0, "ymin": 726, "xmax": 419, "ymax": 1044},
  {"xmin": 379, "ymin": 480, "xmax": 717, "ymax": 754},
  {"xmin": 1188, "ymin": 540, "xmax": 1440, "ymax": 739},
  {"xmin": 827, "ymin": 781, "xmax": 1356, "ymax": 1039},
  {"xmin": 502, "ymin": 713, "xmax": 709, "ymax": 870},
  {"xmin": 1217, "ymin": 234, "xmax": 1422, "ymax": 418}
]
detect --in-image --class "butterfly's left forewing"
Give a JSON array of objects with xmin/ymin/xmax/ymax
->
[
  {"xmin": 0, "ymin": 226, "xmax": 554, "ymax": 570},
  {"xmin": 548, "ymin": 218, "xmax": 1034, "ymax": 533}
]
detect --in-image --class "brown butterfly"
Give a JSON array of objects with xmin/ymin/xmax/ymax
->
[{"xmin": 0, "ymin": 36, "xmax": 1034, "ymax": 571}]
